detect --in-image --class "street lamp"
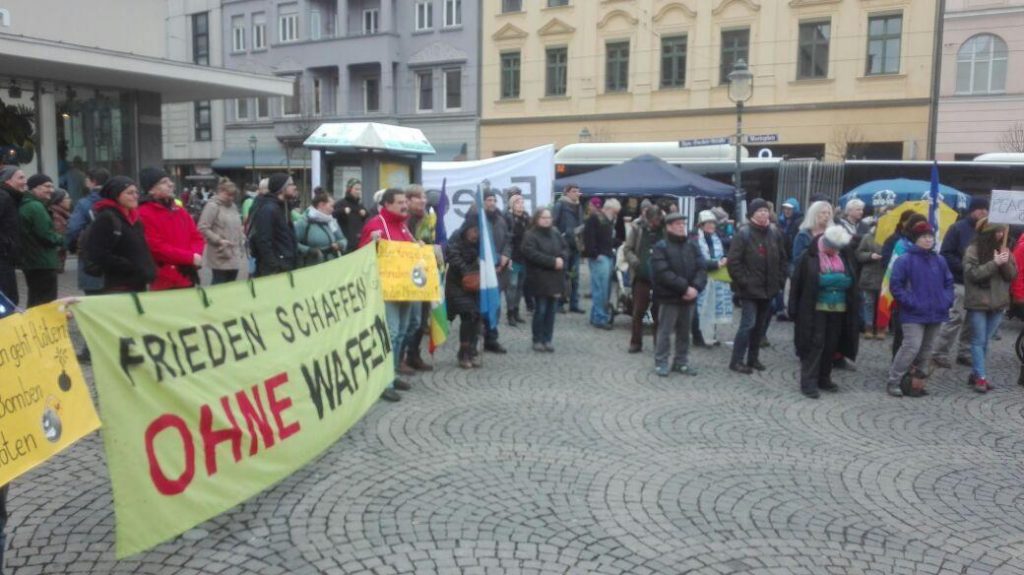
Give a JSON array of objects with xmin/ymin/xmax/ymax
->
[
  {"xmin": 727, "ymin": 59, "xmax": 753, "ymax": 222},
  {"xmin": 247, "ymin": 135, "xmax": 258, "ymax": 185}
]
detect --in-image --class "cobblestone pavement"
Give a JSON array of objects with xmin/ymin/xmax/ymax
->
[{"xmin": 7, "ymin": 266, "xmax": 1024, "ymax": 574}]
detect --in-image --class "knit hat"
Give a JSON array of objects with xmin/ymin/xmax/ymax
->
[
  {"xmin": 268, "ymin": 173, "xmax": 291, "ymax": 196},
  {"xmin": 100, "ymin": 176, "xmax": 136, "ymax": 200},
  {"xmin": 698, "ymin": 210, "xmax": 717, "ymax": 225},
  {"xmin": 665, "ymin": 212, "xmax": 686, "ymax": 225},
  {"xmin": 0, "ymin": 165, "xmax": 18, "ymax": 184},
  {"xmin": 902, "ymin": 213, "xmax": 928, "ymax": 234},
  {"xmin": 27, "ymin": 174, "xmax": 52, "ymax": 190},
  {"xmin": 907, "ymin": 220, "xmax": 935, "ymax": 242},
  {"xmin": 822, "ymin": 225, "xmax": 852, "ymax": 250},
  {"xmin": 589, "ymin": 197, "xmax": 603, "ymax": 209},
  {"xmin": 748, "ymin": 198, "xmax": 769, "ymax": 218},
  {"xmin": 139, "ymin": 167, "xmax": 169, "ymax": 193},
  {"xmin": 969, "ymin": 196, "xmax": 990, "ymax": 213}
]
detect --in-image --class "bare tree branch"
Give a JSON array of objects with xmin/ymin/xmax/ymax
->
[{"xmin": 1001, "ymin": 121, "xmax": 1024, "ymax": 153}]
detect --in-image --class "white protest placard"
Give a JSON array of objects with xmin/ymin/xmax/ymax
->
[
  {"xmin": 988, "ymin": 190, "xmax": 1024, "ymax": 225},
  {"xmin": 423, "ymin": 145, "xmax": 555, "ymax": 238}
]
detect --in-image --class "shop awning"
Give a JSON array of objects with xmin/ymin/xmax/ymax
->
[
  {"xmin": 212, "ymin": 148, "xmax": 310, "ymax": 170},
  {"xmin": 0, "ymin": 33, "xmax": 292, "ymax": 102}
]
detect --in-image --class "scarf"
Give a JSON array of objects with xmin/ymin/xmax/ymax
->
[
  {"xmin": 306, "ymin": 206, "xmax": 341, "ymax": 235},
  {"xmin": 817, "ymin": 236, "xmax": 845, "ymax": 274},
  {"xmin": 93, "ymin": 198, "xmax": 140, "ymax": 225},
  {"xmin": 698, "ymin": 230, "xmax": 724, "ymax": 262}
]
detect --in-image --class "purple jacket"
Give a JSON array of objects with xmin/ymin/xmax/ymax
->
[{"xmin": 890, "ymin": 244, "xmax": 955, "ymax": 324}]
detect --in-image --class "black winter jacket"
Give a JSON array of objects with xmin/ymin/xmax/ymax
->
[
  {"xmin": 0, "ymin": 183, "xmax": 23, "ymax": 263},
  {"xmin": 507, "ymin": 211, "xmax": 530, "ymax": 263},
  {"xmin": 522, "ymin": 226, "xmax": 568, "ymax": 298},
  {"xmin": 552, "ymin": 198, "xmax": 583, "ymax": 253},
  {"xmin": 940, "ymin": 216, "xmax": 977, "ymax": 285},
  {"xmin": 82, "ymin": 203, "xmax": 156, "ymax": 293},
  {"xmin": 250, "ymin": 195, "xmax": 298, "ymax": 277},
  {"xmin": 788, "ymin": 239, "xmax": 860, "ymax": 362},
  {"xmin": 445, "ymin": 227, "xmax": 480, "ymax": 317},
  {"xmin": 333, "ymin": 193, "xmax": 368, "ymax": 253},
  {"xmin": 650, "ymin": 235, "xmax": 707, "ymax": 304},
  {"xmin": 727, "ymin": 223, "xmax": 788, "ymax": 300},
  {"xmin": 582, "ymin": 212, "xmax": 615, "ymax": 259}
]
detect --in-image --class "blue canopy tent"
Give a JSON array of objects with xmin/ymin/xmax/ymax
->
[
  {"xmin": 553, "ymin": 154, "xmax": 734, "ymax": 199},
  {"xmin": 839, "ymin": 178, "xmax": 970, "ymax": 212}
]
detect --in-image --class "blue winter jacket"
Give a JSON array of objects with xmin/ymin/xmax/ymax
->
[
  {"xmin": 939, "ymin": 216, "xmax": 977, "ymax": 285},
  {"xmin": 890, "ymin": 244, "xmax": 955, "ymax": 324}
]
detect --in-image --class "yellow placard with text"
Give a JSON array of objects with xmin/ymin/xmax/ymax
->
[
  {"xmin": 377, "ymin": 240, "xmax": 442, "ymax": 302},
  {"xmin": 0, "ymin": 303, "xmax": 101, "ymax": 485}
]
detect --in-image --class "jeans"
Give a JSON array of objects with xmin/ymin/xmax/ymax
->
[
  {"xmin": 630, "ymin": 278, "xmax": 658, "ymax": 349},
  {"xmin": 888, "ymin": 323, "xmax": 940, "ymax": 387},
  {"xmin": 506, "ymin": 262, "xmax": 526, "ymax": 313},
  {"xmin": 732, "ymin": 298, "xmax": 771, "ymax": 366},
  {"xmin": 588, "ymin": 255, "xmax": 613, "ymax": 326},
  {"xmin": 385, "ymin": 302, "xmax": 413, "ymax": 388},
  {"xmin": 861, "ymin": 290, "xmax": 880, "ymax": 332},
  {"xmin": 403, "ymin": 303, "xmax": 429, "ymax": 361},
  {"xmin": 211, "ymin": 269, "xmax": 239, "ymax": 284},
  {"xmin": 933, "ymin": 284, "xmax": 971, "ymax": 362},
  {"xmin": 799, "ymin": 312, "xmax": 844, "ymax": 394},
  {"xmin": 561, "ymin": 251, "xmax": 581, "ymax": 310},
  {"xmin": 655, "ymin": 302, "xmax": 694, "ymax": 368},
  {"xmin": 968, "ymin": 309, "xmax": 1004, "ymax": 379},
  {"xmin": 532, "ymin": 296, "xmax": 558, "ymax": 345},
  {"xmin": 24, "ymin": 269, "xmax": 58, "ymax": 307}
]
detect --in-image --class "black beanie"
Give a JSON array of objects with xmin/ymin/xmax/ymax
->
[
  {"xmin": 100, "ymin": 176, "xmax": 136, "ymax": 200},
  {"xmin": 27, "ymin": 174, "xmax": 52, "ymax": 190},
  {"xmin": 748, "ymin": 198, "xmax": 769, "ymax": 218},
  {"xmin": 139, "ymin": 166, "xmax": 169, "ymax": 194},
  {"xmin": 268, "ymin": 173, "xmax": 291, "ymax": 196}
]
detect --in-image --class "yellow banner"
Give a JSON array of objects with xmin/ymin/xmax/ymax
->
[
  {"xmin": 377, "ymin": 240, "xmax": 442, "ymax": 302},
  {"xmin": 0, "ymin": 304, "xmax": 101, "ymax": 485},
  {"xmin": 72, "ymin": 245, "xmax": 392, "ymax": 558}
]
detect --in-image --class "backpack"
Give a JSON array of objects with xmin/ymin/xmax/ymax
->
[{"xmin": 80, "ymin": 210, "xmax": 122, "ymax": 277}]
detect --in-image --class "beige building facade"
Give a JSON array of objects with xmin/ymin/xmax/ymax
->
[{"xmin": 481, "ymin": 0, "xmax": 937, "ymax": 161}]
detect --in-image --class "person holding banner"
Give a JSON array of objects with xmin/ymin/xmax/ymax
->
[
  {"xmin": 521, "ymin": 207, "xmax": 568, "ymax": 352},
  {"xmin": 400, "ymin": 185, "xmax": 438, "ymax": 373},
  {"xmin": 0, "ymin": 165, "xmax": 27, "ymax": 304},
  {"xmin": 81, "ymin": 176, "xmax": 157, "ymax": 294},
  {"xmin": 963, "ymin": 218, "xmax": 1017, "ymax": 393},
  {"xmin": 445, "ymin": 216, "xmax": 484, "ymax": 368},
  {"xmin": 249, "ymin": 173, "xmax": 300, "ymax": 277},
  {"xmin": 360, "ymin": 188, "xmax": 417, "ymax": 400}
]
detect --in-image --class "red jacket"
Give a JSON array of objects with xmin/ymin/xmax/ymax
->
[
  {"xmin": 1012, "ymin": 234, "xmax": 1024, "ymax": 302},
  {"xmin": 358, "ymin": 208, "xmax": 414, "ymax": 247},
  {"xmin": 138, "ymin": 199, "xmax": 206, "ymax": 290}
]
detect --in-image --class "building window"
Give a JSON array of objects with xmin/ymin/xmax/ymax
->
[
  {"xmin": 365, "ymin": 77, "xmax": 380, "ymax": 112},
  {"xmin": 957, "ymin": 34, "xmax": 1007, "ymax": 94},
  {"xmin": 501, "ymin": 51, "xmax": 521, "ymax": 99},
  {"xmin": 798, "ymin": 21, "xmax": 830, "ymax": 79},
  {"xmin": 502, "ymin": 0, "xmax": 522, "ymax": 13},
  {"xmin": 282, "ymin": 75, "xmax": 301, "ymax": 116},
  {"xmin": 444, "ymin": 0, "xmax": 462, "ymax": 27},
  {"xmin": 194, "ymin": 101, "xmax": 211, "ymax": 141},
  {"xmin": 313, "ymin": 78, "xmax": 322, "ymax": 115},
  {"xmin": 310, "ymin": 9, "xmax": 322, "ymax": 41},
  {"xmin": 231, "ymin": 15, "xmax": 246, "ymax": 53},
  {"xmin": 720, "ymin": 28, "xmax": 749, "ymax": 84},
  {"xmin": 546, "ymin": 47, "xmax": 568, "ymax": 96},
  {"xmin": 866, "ymin": 13, "xmax": 902, "ymax": 75},
  {"xmin": 606, "ymin": 41, "xmax": 629, "ymax": 92},
  {"xmin": 660, "ymin": 35, "xmax": 687, "ymax": 88},
  {"xmin": 548, "ymin": 0, "xmax": 569, "ymax": 6},
  {"xmin": 253, "ymin": 13, "xmax": 267, "ymax": 50},
  {"xmin": 192, "ymin": 12, "xmax": 209, "ymax": 65},
  {"xmin": 417, "ymin": 70, "xmax": 434, "ymax": 111},
  {"xmin": 256, "ymin": 97, "xmax": 270, "ymax": 119},
  {"xmin": 444, "ymin": 68, "xmax": 462, "ymax": 110},
  {"xmin": 279, "ymin": 3, "xmax": 299, "ymax": 43},
  {"xmin": 236, "ymin": 98, "xmax": 249, "ymax": 121},
  {"xmin": 363, "ymin": 9, "xmax": 379, "ymax": 34},
  {"xmin": 416, "ymin": 1, "xmax": 433, "ymax": 31}
]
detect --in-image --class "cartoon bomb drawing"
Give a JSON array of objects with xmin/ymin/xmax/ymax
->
[
  {"xmin": 41, "ymin": 396, "xmax": 63, "ymax": 443},
  {"xmin": 411, "ymin": 261, "xmax": 428, "ymax": 288},
  {"xmin": 55, "ymin": 347, "xmax": 72, "ymax": 392}
]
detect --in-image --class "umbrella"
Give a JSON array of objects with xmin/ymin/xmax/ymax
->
[
  {"xmin": 840, "ymin": 179, "xmax": 970, "ymax": 212},
  {"xmin": 874, "ymin": 200, "xmax": 958, "ymax": 245}
]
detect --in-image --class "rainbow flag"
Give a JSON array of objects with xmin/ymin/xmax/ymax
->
[
  {"xmin": 876, "ymin": 238, "xmax": 909, "ymax": 330},
  {"xmin": 428, "ymin": 180, "xmax": 450, "ymax": 354}
]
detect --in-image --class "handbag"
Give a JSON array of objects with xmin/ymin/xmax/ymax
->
[{"xmin": 461, "ymin": 271, "xmax": 481, "ymax": 292}]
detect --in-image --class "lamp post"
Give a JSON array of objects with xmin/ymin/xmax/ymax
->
[
  {"xmin": 248, "ymin": 135, "xmax": 258, "ymax": 186},
  {"xmin": 727, "ymin": 59, "xmax": 753, "ymax": 222}
]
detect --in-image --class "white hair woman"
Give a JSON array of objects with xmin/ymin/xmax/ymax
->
[
  {"xmin": 792, "ymin": 201, "xmax": 834, "ymax": 269},
  {"xmin": 788, "ymin": 225, "xmax": 860, "ymax": 398},
  {"xmin": 839, "ymin": 199, "xmax": 865, "ymax": 237}
]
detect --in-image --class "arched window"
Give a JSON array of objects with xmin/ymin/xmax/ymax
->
[{"xmin": 956, "ymin": 34, "xmax": 1007, "ymax": 94}]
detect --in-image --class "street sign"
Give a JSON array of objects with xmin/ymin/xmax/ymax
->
[
  {"xmin": 678, "ymin": 137, "xmax": 731, "ymax": 148},
  {"xmin": 745, "ymin": 134, "xmax": 779, "ymax": 144}
]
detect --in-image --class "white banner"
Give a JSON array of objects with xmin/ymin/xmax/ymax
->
[
  {"xmin": 423, "ymin": 145, "xmax": 555, "ymax": 238},
  {"xmin": 988, "ymin": 189, "xmax": 1024, "ymax": 226}
]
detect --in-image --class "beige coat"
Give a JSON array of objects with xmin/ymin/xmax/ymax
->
[
  {"xmin": 964, "ymin": 244, "xmax": 1018, "ymax": 311},
  {"xmin": 197, "ymin": 197, "xmax": 244, "ymax": 270}
]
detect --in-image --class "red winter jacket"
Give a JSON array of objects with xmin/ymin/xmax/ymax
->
[
  {"xmin": 1011, "ymin": 234, "xmax": 1024, "ymax": 302},
  {"xmin": 358, "ymin": 208, "xmax": 414, "ymax": 248},
  {"xmin": 138, "ymin": 199, "xmax": 206, "ymax": 290}
]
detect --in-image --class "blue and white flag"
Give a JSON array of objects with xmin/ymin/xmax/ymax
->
[
  {"xmin": 929, "ymin": 162, "xmax": 941, "ymax": 249},
  {"xmin": 477, "ymin": 186, "xmax": 501, "ymax": 330}
]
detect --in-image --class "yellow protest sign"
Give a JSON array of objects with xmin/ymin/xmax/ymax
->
[
  {"xmin": 0, "ymin": 303, "xmax": 101, "ymax": 485},
  {"xmin": 377, "ymin": 240, "xmax": 442, "ymax": 302},
  {"xmin": 72, "ymin": 245, "xmax": 393, "ymax": 558},
  {"xmin": 708, "ymin": 267, "xmax": 732, "ymax": 283}
]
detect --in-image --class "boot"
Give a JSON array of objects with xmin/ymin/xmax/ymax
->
[{"xmin": 507, "ymin": 311, "xmax": 517, "ymax": 327}]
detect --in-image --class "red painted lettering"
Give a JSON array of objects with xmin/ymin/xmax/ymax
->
[
  {"xmin": 266, "ymin": 372, "xmax": 301, "ymax": 440},
  {"xmin": 236, "ymin": 385, "xmax": 276, "ymax": 455},
  {"xmin": 145, "ymin": 414, "xmax": 196, "ymax": 496},
  {"xmin": 200, "ymin": 396, "xmax": 243, "ymax": 476}
]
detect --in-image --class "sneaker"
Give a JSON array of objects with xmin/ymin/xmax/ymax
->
[
  {"xmin": 380, "ymin": 389, "xmax": 401, "ymax": 402},
  {"xmin": 748, "ymin": 360, "xmax": 767, "ymax": 372},
  {"xmin": 974, "ymin": 377, "xmax": 989, "ymax": 394},
  {"xmin": 932, "ymin": 357, "xmax": 951, "ymax": 369},
  {"xmin": 834, "ymin": 358, "xmax": 856, "ymax": 371},
  {"xmin": 484, "ymin": 342, "xmax": 507, "ymax": 354},
  {"xmin": 729, "ymin": 363, "xmax": 753, "ymax": 375},
  {"xmin": 674, "ymin": 364, "xmax": 699, "ymax": 376},
  {"xmin": 655, "ymin": 365, "xmax": 670, "ymax": 377},
  {"xmin": 886, "ymin": 384, "xmax": 903, "ymax": 397},
  {"xmin": 542, "ymin": 343, "xmax": 555, "ymax": 353},
  {"xmin": 393, "ymin": 379, "xmax": 412, "ymax": 391}
]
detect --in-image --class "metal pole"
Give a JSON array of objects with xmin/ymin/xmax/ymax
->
[
  {"xmin": 735, "ymin": 100, "xmax": 746, "ymax": 222},
  {"xmin": 251, "ymin": 147, "xmax": 257, "ymax": 185},
  {"xmin": 927, "ymin": 0, "xmax": 946, "ymax": 160}
]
